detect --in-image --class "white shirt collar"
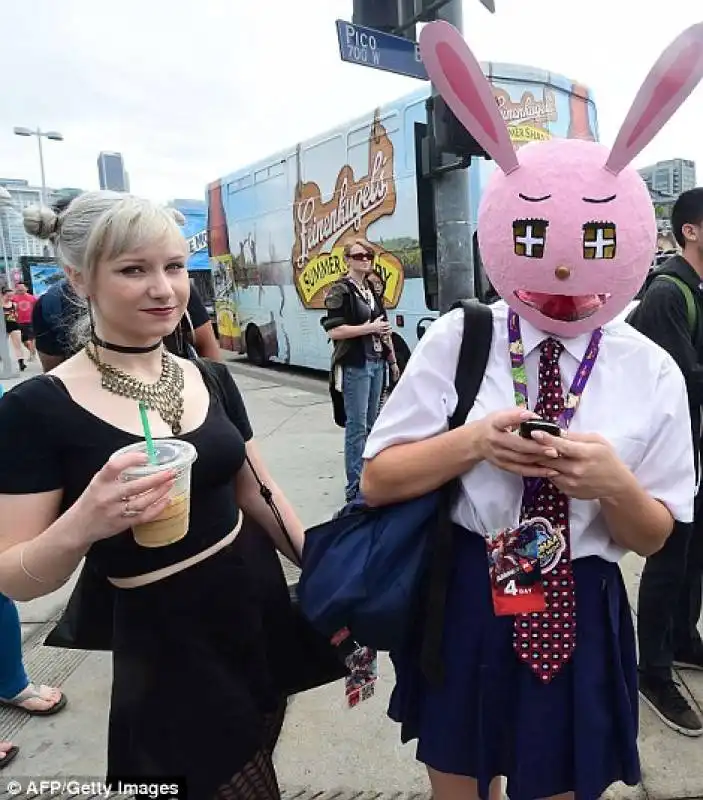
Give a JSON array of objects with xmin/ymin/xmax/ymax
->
[{"xmin": 518, "ymin": 316, "xmax": 595, "ymax": 363}]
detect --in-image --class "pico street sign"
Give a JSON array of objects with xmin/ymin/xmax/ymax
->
[{"xmin": 335, "ymin": 19, "xmax": 428, "ymax": 81}]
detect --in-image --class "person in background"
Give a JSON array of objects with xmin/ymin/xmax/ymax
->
[
  {"xmin": 32, "ymin": 277, "xmax": 220, "ymax": 371},
  {"xmin": 9, "ymin": 283, "xmax": 37, "ymax": 363},
  {"xmin": 2, "ymin": 288, "xmax": 26, "ymax": 371},
  {"xmin": 0, "ymin": 740, "xmax": 18, "ymax": 770},
  {"xmin": 627, "ymin": 187, "xmax": 703, "ymax": 736},
  {"xmin": 321, "ymin": 239, "xmax": 392, "ymax": 502},
  {"xmin": 0, "ymin": 381, "xmax": 67, "ymax": 774},
  {"xmin": 0, "ymin": 591, "xmax": 67, "ymax": 715}
]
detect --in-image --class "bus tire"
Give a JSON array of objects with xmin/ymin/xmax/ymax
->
[
  {"xmin": 245, "ymin": 325, "xmax": 269, "ymax": 367},
  {"xmin": 391, "ymin": 334, "xmax": 411, "ymax": 374}
]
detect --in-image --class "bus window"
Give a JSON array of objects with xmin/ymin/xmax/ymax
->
[{"xmin": 302, "ymin": 135, "xmax": 345, "ymax": 191}]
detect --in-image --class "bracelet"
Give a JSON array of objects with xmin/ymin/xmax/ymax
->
[{"xmin": 20, "ymin": 545, "xmax": 46, "ymax": 584}]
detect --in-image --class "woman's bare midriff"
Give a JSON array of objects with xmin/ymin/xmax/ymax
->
[{"xmin": 107, "ymin": 510, "xmax": 243, "ymax": 589}]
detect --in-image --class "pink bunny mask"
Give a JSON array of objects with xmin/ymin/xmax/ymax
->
[{"xmin": 419, "ymin": 21, "xmax": 703, "ymax": 336}]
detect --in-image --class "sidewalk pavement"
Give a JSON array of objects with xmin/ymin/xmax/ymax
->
[{"xmin": 1, "ymin": 356, "xmax": 703, "ymax": 799}]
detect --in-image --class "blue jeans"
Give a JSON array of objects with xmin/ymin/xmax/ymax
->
[
  {"xmin": 0, "ymin": 592, "xmax": 28, "ymax": 700},
  {"xmin": 343, "ymin": 360, "xmax": 385, "ymax": 501}
]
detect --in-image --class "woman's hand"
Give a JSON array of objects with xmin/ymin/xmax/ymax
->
[
  {"xmin": 475, "ymin": 409, "xmax": 561, "ymax": 478},
  {"xmin": 530, "ymin": 430, "xmax": 631, "ymax": 500},
  {"xmin": 390, "ymin": 362, "xmax": 400, "ymax": 382},
  {"xmin": 368, "ymin": 318, "xmax": 391, "ymax": 337},
  {"xmin": 71, "ymin": 452, "xmax": 176, "ymax": 545}
]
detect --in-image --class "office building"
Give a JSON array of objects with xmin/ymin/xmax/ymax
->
[
  {"xmin": 638, "ymin": 158, "xmax": 697, "ymax": 197},
  {"xmin": 0, "ymin": 179, "xmax": 49, "ymax": 270},
  {"xmin": 97, "ymin": 151, "xmax": 129, "ymax": 192}
]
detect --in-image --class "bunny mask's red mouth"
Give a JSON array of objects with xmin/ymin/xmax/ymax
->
[{"xmin": 514, "ymin": 291, "xmax": 610, "ymax": 322}]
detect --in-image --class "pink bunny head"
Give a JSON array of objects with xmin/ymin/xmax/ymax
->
[{"xmin": 419, "ymin": 21, "xmax": 703, "ymax": 336}]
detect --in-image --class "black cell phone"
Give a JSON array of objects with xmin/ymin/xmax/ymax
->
[{"xmin": 519, "ymin": 419, "xmax": 561, "ymax": 439}]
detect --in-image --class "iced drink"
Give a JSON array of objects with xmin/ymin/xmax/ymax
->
[{"xmin": 114, "ymin": 440, "xmax": 198, "ymax": 548}]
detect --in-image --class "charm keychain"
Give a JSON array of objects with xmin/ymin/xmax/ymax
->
[{"xmin": 332, "ymin": 628, "xmax": 379, "ymax": 708}]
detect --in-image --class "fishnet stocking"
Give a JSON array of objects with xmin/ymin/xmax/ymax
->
[{"xmin": 214, "ymin": 704, "xmax": 287, "ymax": 800}]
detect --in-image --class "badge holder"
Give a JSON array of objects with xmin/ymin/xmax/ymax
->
[{"xmin": 484, "ymin": 517, "xmax": 565, "ymax": 616}]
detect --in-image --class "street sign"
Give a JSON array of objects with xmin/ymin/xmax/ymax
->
[{"xmin": 335, "ymin": 19, "xmax": 428, "ymax": 80}]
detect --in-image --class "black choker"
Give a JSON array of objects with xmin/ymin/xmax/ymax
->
[{"xmin": 90, "ymin": 334, "xmax": 162, "ymax": 354}]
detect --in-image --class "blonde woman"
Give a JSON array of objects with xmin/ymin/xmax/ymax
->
[
  {"xmin": 322, "ymin": 239, "xmax": 391, "ymax": 501},
  {"xmin": 0, "ymin": 191, "xmax": 305, "ymax": 799}
]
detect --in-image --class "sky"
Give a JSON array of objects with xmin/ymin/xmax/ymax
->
[{"xmin": 0, "ymin": 0, "xmax": 700, "ymax": 204}]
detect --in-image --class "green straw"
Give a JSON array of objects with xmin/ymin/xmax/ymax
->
[{"xmin": 138, "ymin": 402, "xmax": 157, "ymax": 465}]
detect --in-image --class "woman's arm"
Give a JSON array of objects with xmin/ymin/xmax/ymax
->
[
  {"xmin": 234, "ymin": 440, "xmax": 305, "ymax": 564},
  {"xmin": 0, "ymin": 492, "xmax": 90, "ymax": 601},
  {"xmin": 362, "ymin": 409, "xmax": 558, "ymax": 507},
  {"xmin": 361, "ymin": 424, "xmax": 483, "ymax": 506},
  {"xmin": 328, "ymin": 321, "xmax": 377, "ymax": 341},
  {"xmin": 532, "ymin": 428, "xmax": 684, "ymax": 557},
  {"xmin": 193, "ymin": 321, "xmax": 222, "ymax": 361},
  {"xmin": 600, "ymin": 473, "xmax": 674, "ymax": 556}
]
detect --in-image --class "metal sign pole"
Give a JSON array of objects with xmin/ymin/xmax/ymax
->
[{"xmin": 432, "ymin": 0, "xmax": 475, "ymax": 313}]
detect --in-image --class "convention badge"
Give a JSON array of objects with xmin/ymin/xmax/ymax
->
[
  {"xmin": 372, "ymin": 334, "xmax": 383, "ymax": 354},
  {"xmin": 344, "ymin": 645, "xmax": 378, "ymax": 709},
  {"xmin": 485, "ymin": 520, "xmax": 551, "ymax": 615}
]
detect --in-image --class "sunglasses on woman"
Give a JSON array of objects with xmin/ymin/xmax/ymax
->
[{"xmin": 348, "ymin": 252, "xmax": 373, "ymax": 262}]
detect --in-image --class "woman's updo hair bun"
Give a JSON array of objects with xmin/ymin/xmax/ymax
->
[
  {"xmin": 23, "ymin": 205, "xmax": 60, "ymax": 240},
  {"xmin": 167, "ymin": 208, "xmax": 186, "ymax": 226}
]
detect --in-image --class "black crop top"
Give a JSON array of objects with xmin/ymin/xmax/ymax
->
[{"xmin": 0, "ymin": 362, "xmax": 253, "ymax": 579}]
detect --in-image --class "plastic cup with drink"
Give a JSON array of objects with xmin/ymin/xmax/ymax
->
[{"xmin": 112, "ymin": 403, "xmax": 198, "ymax": 548}]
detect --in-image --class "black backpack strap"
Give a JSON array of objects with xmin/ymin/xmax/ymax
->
[
  {"xmin": 420, "ymin": 299, "xmax": 493, "ymax": 684},
  {"xmin": 449, "ymin": 299, "xmax": 494, "ymax": 430}
]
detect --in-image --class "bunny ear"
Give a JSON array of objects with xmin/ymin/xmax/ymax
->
[
  {"xmin": 419, "ymin": 20, "xmax": 519, "ymax": 175},
  {"xmin": 605, "ymin": 22, "xmax": 703, "ymax": 175}
]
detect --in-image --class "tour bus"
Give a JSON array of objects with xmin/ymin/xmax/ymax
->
[{"xmin": 206, "ymin": 62, "xmax": 599, "ymax": 372}]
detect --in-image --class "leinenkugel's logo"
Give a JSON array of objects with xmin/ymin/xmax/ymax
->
[
  {"xmin": 291, "ymin": 112, "xmax": 404, "ymax": 310},
  {"xmin": 495, "ymin": 87, "xmax": 558, "ymax": 146}
]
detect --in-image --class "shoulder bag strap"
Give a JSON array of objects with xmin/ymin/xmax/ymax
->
[
  {"xmin": 656, "ymin": 274, "xmax": 697, "ymax": 336},
  {"xmin": 193, "ymin": 357, "xmax": 301, "ymax": 567},
  {"xmin": 420, "ymin": 300, "xmax": 494, "ymax": 684}
]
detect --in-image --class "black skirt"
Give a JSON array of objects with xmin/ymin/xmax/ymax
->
[{"xmin": 106, "ymin": 521, "xmax": 292, "ymax": 799}]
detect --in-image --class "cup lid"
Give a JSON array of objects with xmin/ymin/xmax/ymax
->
[{"xmin": 115, "ymin": 439, "xmax": 197, "ymax": 477}]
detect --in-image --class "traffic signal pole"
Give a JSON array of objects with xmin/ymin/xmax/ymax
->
[
  {"xmin": 348, "ymin": 0, "xmax": 493, "ymax": 312},
  {"xmin": 431, "ymin": 0, "xmax": 476, "ymax": 312}
]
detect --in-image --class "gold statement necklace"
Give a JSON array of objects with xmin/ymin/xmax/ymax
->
[{"xmin": 85, "ymin": 343, "xmax": 185, "ymax": 435}]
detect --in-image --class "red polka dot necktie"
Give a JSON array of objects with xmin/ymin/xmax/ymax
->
[{"xmin": 513, "ymin": 337, "xmax": 576, "ymax": 683}]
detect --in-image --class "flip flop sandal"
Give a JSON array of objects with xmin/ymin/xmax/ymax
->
[
  {"xmin": 0, "ymin": 684, "xmax": 68, "ymax": 716},
  {"xmin": 0, "ymin": 745, "xmax": 19, "ymax": 770}
]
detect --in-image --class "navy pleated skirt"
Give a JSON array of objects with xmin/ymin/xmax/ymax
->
[{"xmin": 389, "ymin": 527, "xmax": 641, "ymax": 800}]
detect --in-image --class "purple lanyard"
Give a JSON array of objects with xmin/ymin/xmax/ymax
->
[{"xmin": 508, "ymin": 309, "xmax": 603, "ymax": 504}]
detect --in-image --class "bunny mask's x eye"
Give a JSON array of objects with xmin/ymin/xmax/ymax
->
[
  {"xmin": 583, "ymin": 222, "xmax": 617, "ymax": 259},
  {"xmin": 513, "ymin": 219, "xmax": 548, "ymax": 259}
]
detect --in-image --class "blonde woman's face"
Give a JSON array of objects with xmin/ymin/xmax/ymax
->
[
  {"xmin": 90, "ymin": 233, "xmax": 190, "ymax": 345},
  {"xmin": 346, "ymin": 244, "xmax": 374, "ymax": 275}
]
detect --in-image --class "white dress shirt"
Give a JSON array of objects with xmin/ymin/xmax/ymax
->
[{"xmin": 363, "ymin": 301, "xmax": 695, "ymax": 562}]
